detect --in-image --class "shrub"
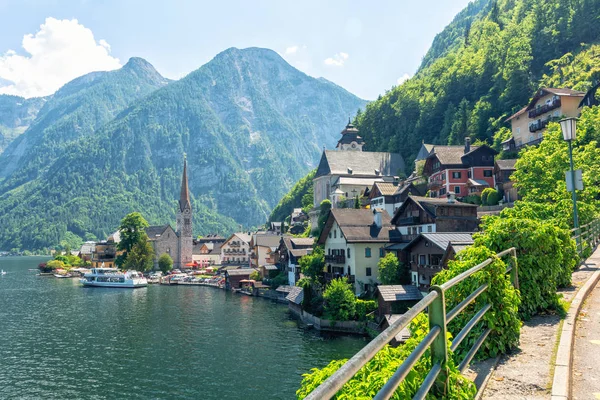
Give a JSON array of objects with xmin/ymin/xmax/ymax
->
[
  {"xmin": 432, "ymin": 246, "xmax": 521, "ymax": 361},
  {"xmin": 476, "ymin": 217, "xmax": 577, "ymax": 319},
  {"xmin": 297, "ymin": 314, "xmax": 476, "ymax": 399},
  {"xmin": 46, "ymin": 260, "xmax": 65, "ymax": 270},
  {"xmin": 249, "ymin": 270, "xmax": 261, "ymax": 281},
  {"xmin": 323, "ymin": 278, "xmax": 356, "ymax": 321},
  {"xmin": 463, "ymin": 194, "xmax": 481, "ymax": 205},
  {"xmin": 481, "ymin": 188, "xmax": 500, "ymax": 206},
  {"xmin": 378, "ymin": 253, "xmax": 402, "ymax": 284},
  {"xmin": 355, "ymin": 299, "xmax": 377, "ymax": 321}
]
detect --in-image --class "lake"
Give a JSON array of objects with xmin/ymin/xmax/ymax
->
[{"xmin": 0, "ymin": 257, "xmax": 366, "ymax": 399}]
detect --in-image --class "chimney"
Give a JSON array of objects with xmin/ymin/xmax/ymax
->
[
  {"xmin": 373, "ymin": 209, "xmax": 382, "ymax": 228},
  {"xmin": 464, "ymin": 137, "xmax": 471, "ymax": 154},
  {"xmin": 447, "ymin": 193, "xmax": 456, "ymax": 204},
  {"xmin": 393, "ymin": 176, "xmax": 399, "ymax": 186}
]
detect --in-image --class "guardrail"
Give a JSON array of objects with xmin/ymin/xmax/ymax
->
[
  {"xmin": 571, "ymin": 218, "xmax": 600, "ymax": 256},
  {"xmin": 305, "ymin": 247, "xmax": 518, "ymax": 400}
]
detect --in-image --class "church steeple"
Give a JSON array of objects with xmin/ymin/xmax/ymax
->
[{"xmin": 179, "ymin": 157, "xmax": 191, "ymax": 212}]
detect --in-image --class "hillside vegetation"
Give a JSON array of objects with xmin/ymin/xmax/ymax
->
[{"xmin": 356, "ymin": 0, "xmax": 600, "ymax": 167}]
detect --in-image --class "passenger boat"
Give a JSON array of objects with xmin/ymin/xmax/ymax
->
[{"xmin": 80, "ymin": 268, "xmax": 147, "ymax": 288}]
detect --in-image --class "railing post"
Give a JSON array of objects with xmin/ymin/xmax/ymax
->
[
  {"xmin": 428, "ymin": 285, "xmax": 448, "ymax": 396},
  {"xmin": 510, "ymin": 249, "xmax": 519, "ymax": 290}
]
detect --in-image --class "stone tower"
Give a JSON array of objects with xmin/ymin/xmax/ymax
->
[{"xmin": 176, "ymin": 157, "xmax": 193, "ymax": 268}]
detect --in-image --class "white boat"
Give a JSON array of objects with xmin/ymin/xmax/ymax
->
[
  {"xmin": 80, "ymin": 268, "xmax": 147, "ymax": 288},
  {"xmin": 1, "ymin": 270, "xmax": 6, "ymax": 275},
  {"xmin": 54, "ymin": 273, "xmax": 71, "ymax": 278}
]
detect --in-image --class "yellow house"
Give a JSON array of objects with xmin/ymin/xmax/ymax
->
[
  {"xmin": 505, "ymin": 87, "xmax": 585, "ymax": 150},
  {"xmin": 317, "ymin": 208, "xmax": 399, "ymax": 295}
]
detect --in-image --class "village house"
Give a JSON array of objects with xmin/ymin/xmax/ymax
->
[
  {"xmin": 504, "ymin": 87, "xmax": 585, "ymax": 150},
  {"xmin": 90, "ymin": 231, "xmax": 121, "ymax": 268},
  {"xmin": 494, "ymin": 159, "xmax": 518, "ymax": 203},
  {"xmin": 310, "ymin": 122, "xmax": 405, "ymax": 226},
  {"xmin": 143, "ymin": 159, "xmax": 193, "ymax": 269},
  {"xmin": 278, "ymin": 236, "xmax": 314, "ymax": 285},
  {"xmin": 250, "ymin": 233, "xmax": 282, "ymax": 269},
  {"xmin": 403, "ymin": 233, "xmax": 474, "ymax": 293},
  {"xmin": 224, "ymin": 268, "xmax": 258, "ymax": 290},
  {"xmin": 192, "ymin": 240, "xmax": 222, "ymax": 268},
  {"xmin": 220, "ymin": 232, "xmax": 251, "ymax": 267},
  {"xmin": 390, "ymin": 195, "xmax": 478, "ymax": 247},
  {"xmin": 368, "ymin": 181, "xmax": 424, "ymax": 217},
  {"xmin": 424, "ymin": 138, "xmax": 498, "ymax": 198},
  {"xmin": 289, "ymin": 208, "xmax": 309, "ymax": 235},
  {"xmin": 317, "ymin": 208, "xmax": 401, "ymax": 295},
  {"xmin": 78, "ymin": 241, "xmax": 96, "ymax": 263}
]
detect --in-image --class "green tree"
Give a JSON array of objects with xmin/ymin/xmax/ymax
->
[
  {"xmin": 46, "ymin": 260, "xmax": 65, "ymax": 270},
  {"xmin": 249, "ymin": 270, "xmax": 261, "ymax": 281},
  {"xmin": 323, "ymin": 278, "xmax": 356, "ymax": 321},
  {"xmin": 299, "ymin": 246, "xmax": 325, "ymax": 281},
  {"xmin": 313, "ymin": 199, "xmax": 332, "ymax": 237},
  {"xmin": 158, "ymin": 253, "xmax": 173, "ymax": 274},
  {"xmin": 116, "ymin": 212, "xmax": 150, "ymax": 266},
  {"xmin": 123, "ymin": 240, "xmax": 154, "ymax": 272},
  {"xmin": 353, "ymin": 196, "xmax": 360, "ymax": 209},
  {"xmin": 378, "ymin": 253, "xmax": 402, "ymax": 285}
]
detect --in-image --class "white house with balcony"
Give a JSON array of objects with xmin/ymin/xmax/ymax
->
[{"xmin": 317, "ymin": 208, "xmax": 401, "ymax": 295}]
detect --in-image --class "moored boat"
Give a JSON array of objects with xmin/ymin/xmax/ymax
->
[{"xmin": 80, "ymin": 268, "xmax": 147, "ymax": 288}]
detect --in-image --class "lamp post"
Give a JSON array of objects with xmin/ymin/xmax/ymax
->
[{"xmin": 559, "ymin": 117, "xmax": 580, "ymax": 247}]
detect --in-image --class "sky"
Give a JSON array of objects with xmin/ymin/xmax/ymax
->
[{"xmin": 0, "ymin": 0, "xmax": 473, "ymax": 100}]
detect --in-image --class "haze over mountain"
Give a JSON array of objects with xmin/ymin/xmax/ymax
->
[
  {"xmin": 0, "ymin": 95, "xmax": 46, "ymax": 154},
  {"xmin": 0, "ymin": 47, "xmax": 366, "ymax": 251}
]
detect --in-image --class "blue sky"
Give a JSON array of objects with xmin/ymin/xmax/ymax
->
[{"xmin": 0, "ymin": 0, "xmax": 473, "ymax": 99}]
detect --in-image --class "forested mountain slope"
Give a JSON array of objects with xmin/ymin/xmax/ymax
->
[
  {"xmin": 356, "ymin": 0, "xmax": 600, "ymax": 167},
  {"xmin": 0, "ymin": 95, "xmax": 46, "ymax": 154},
  {"xmin": 0, "ymin": 48, "xmax": 366, "ymax": 251}
]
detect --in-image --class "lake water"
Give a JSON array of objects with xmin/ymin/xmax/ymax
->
[{"xmin": 0, "ymin": 257, "xmax": 367, "ymax": 399}]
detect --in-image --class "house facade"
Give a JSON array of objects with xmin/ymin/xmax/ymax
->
[
  {"xmin": 369, "ymin": 181, "xmax": 424, "ymax": 217},
  {"xmin": 494, "ymin": 159, "xmax": 518, "ymax": 203},
  {"xmin": 391, "ymin": 196, "xmax": 479, "ymax": 242},
  {"xmin": 424, "ymin": 138, "xmax": 497, "ymax": 198},
  {"xmin": 403, "ymin": 233, "xmax": 473, "ymax": 293},
  {"xmin": 317, "ymin": 208, "xmax": 400, "ymax": 295},
  {"xmin": 220, "ymin": 233, "xmax": 251, "ymax": 267},
  {"xmin": 91, "ymin": 231, "xmax": 121, "ymax": 268},
  {"xmin": 192, "ymin": 241, "xmax": 222, "ymax": 267},
  {"xmin": 506, "ymin": 87, "xmax": 585, "ymax": 149},
  {"xmin": 250, "ymin": 233, "xmax": 281, "ymax": 269},
  {"xmin": 278, "ymin": 237, "xmax": 313, "ymax": 286}
]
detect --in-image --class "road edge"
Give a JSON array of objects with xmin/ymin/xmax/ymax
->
[{"xmin": 551, "ymin": 262, "xmax": 600, "ymax": 400}]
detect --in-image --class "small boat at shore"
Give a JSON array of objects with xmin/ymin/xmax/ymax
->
[
  {"xmin": 80, "ymin": 268, "xmax": 147, "ymax": 288},
  {"xmin": 1, "ymin": 270, "xmax": 6, "ymax": 275},
  {"xmin": 54, "ymin": 273, "xmax": 71, "ymax": 278}
]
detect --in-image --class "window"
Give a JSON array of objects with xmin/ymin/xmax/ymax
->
[
  {"xmin": 419, "ymin": 255, "xmax": 427, "ymax": 265},
  {"xmin": 483, "ymin": 170, "xmax": 493, "ymax": 177},
  {"xmin": 366, "ymin": 267, "xmax": 372, "ymax": 276},
  {"xmin": 379, "ymin": 248, "xmax": 385, "ymax": 257},
  {"xmin": 328, "ymin": 231, "xmax": 331, "ymax": 238},
  {"xmin": 454, "ymin": 186, "xmax": 460, "ymax": 194},
  {"xmin": 334, "ymin": 230, "xmax": 337, "ymax": 238},
  {"xmin": 365, "ymin": 248, "xmax": 372, "ymax": 258},
  {"xmin": 347, "ymin": 248, "xmax": 351, "ymax": 258},
  {"xmin": 452, "ymin": 172, "xmax": 461, "ymax": 179},
  {"xmin": 418, "ymin": 226, "xmax": 423, "ymax": 233},
  {"xmin": 442, "ymin": 173, "xmax": 446, "ymax": 181},
  {"xmin": 468, "ymin": 170, "xmax": 472, "ymax": 178},
  {"xmin": 440, "ymin": 188, "xmax": 447, "ymax": 196},
  {"xmin": 427, "ymin": 225, "xmax": 432, "ymax": 233},
  {"xmin": 516, "ymin": 127, "xmax": 521, "ymax": 135}
]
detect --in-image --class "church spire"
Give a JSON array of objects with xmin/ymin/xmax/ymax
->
[{"xmin": 179, "ymin": 156, "xmax": 191, "ymax": 212}]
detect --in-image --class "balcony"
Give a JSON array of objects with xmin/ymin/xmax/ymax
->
[
  {"xmin": 324, "ymin": 273, "xmax": 355, "ymax": 284},
  {"xmin": 324, "ymin": 254, "xmax": 346, "ymax": 264},
  {"xmin": 528, "ymin": 98, "xmax": 561, "ymax": 118},
  {"xmin": 397, "ymin": 216, "xmax": 419, "ymax": 226},
  {"xmin": 427, "ymin": 180, "xmax": 442, "ymax": 189}
]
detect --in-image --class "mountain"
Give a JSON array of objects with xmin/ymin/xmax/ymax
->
[
  {"xmin": 355, "ymin": 0, "xmax": 600, "ymax": 167},
  {"xmin": 0, "ymin": 95, "xmax": 46, "ymax": 154},
  {"xmin": 0, "ymin": 48, "xmax": 366, "ymax": 251},
  {"xmin": 0, "ymin": 57, "xmax": 170, "ymax": 188}
]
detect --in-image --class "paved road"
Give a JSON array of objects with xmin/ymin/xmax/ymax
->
[{"xmin": 572, "ymin": 280, "xmax": 600, "ymax": 399}]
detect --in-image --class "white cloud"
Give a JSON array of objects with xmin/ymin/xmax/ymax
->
[
  {"xmin": 285, "ymin": 46, "xmax": 299, "ymax": 55},
  {"xmin": 397, "ymin": 73, "xmax": 411, "ymax": 85},
  {"xmin": 324, "ymin": 52, "xmax": 349, "ymax": 67},
  {"xmin": 0, "ymin": 17, "xmax": 121, "ymax": 98}
]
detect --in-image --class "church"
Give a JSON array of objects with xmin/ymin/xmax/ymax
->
[{"xmin": 145, "ymin": 158, "xmax": 194, "ymax": 269}]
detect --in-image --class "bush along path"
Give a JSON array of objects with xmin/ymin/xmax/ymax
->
[{"xmin": 481, "ymin": 244, "xmax": 600, "ymax": 399}]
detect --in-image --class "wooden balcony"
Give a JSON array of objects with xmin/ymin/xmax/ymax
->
[
  {"xmin": 325, "ymin": 254, "xmax": 346, "ymax": 264},
  {"xmin": 528, "ymin": 98, "xmax": 561, "ymax": 118},
  {"xmin": 396, "ymin": 216, "xmax": 419, "ymax": 226}
]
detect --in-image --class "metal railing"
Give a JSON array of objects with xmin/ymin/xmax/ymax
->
[
  {"xmin": 305, "ymin": 247, "xmax": 519, "ymax": 400},
  {"xmin": 571, "ymin": 218, "xmax": 600, "ymax": 256}
]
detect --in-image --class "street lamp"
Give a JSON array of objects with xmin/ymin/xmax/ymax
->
[{"xmin": 559, "ymin": 117, "xmax": 580, "ymax": 246}]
